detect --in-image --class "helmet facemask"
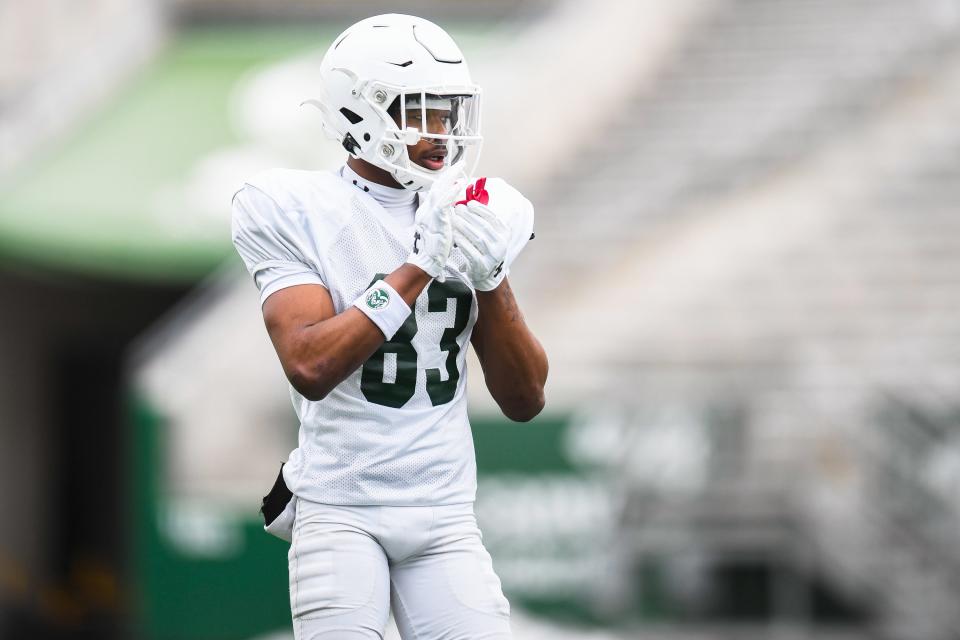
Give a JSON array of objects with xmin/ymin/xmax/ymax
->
[{"xmin": 373, "ymin": 87, "xmax": 482, "ymax": 190}]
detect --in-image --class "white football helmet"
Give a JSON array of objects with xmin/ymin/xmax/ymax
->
[{"xmin": 304, "ymin": 14, "xmax": 483, "ymax": 191}]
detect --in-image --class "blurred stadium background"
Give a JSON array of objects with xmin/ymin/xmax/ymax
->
[{"xmin": 3, "ymin": 0, "xmax": 960, "ymax": 638}]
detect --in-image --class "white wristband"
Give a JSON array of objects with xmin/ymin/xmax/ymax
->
[{"xmin": 352, "ymin": 280, "xmax": 411, "ymax": 340}]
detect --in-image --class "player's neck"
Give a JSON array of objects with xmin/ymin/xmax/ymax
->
[
  {"xmin": 347, "ymin": 157, "xmax": 404, "ymax": 189},
  {"xmin": 341, "ymin": 163, "xmax": 417, "ymax": 213}
]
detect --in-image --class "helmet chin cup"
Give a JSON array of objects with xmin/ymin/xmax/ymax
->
[{"xmin": 394, "ymin": 164, "xmax": 440, "ymax": 191}]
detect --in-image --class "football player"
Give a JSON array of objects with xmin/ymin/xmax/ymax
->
[{"xmin": 231, "ymin": 14, "xmax": 547, "ymax": 639}]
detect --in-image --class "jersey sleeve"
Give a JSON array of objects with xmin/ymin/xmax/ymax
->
[
  {"xmin": 483, "ymin": 177, "xmax": 535, "ymax": 269},
  {"xmin": 231, "ymin": 183, "xmax": 327, "ymax": 306},
  {"xmin": 505, "ymin": 190, "xmax": 534, "ymax": 269}
]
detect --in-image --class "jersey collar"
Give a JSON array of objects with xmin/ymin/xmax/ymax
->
[{"xmin": 340, "ymin": 164, "xmax": 417, "ymax": 211}]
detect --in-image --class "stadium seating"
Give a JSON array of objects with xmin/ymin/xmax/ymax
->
[
  {"xmin": 512, "ymin": 0, "xmax": 960, "ymax": 636},
  {"xmin": 515, "ymin": 0, "xmax": 959, "ymax": 293},
  {"xmin": 0, "ymin": 0, "xmax": 165, "ymax": 173}
]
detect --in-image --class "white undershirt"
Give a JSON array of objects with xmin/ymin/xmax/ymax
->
[{"xmin": 340, "ymin": 164, "xmax": 417, "ymax": 226}]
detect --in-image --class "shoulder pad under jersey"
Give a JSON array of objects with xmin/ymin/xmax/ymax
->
[
  {"xmin": 480, "ymin": 177, "xmax": 535, "ymax": 268},
  {"xmin": 239, "ymin": 168, "xmax": 355, "ymax": 233}
]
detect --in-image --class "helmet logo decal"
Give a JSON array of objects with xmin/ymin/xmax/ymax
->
[{"xmin": 455, "ymin": 177, "xmax": 489, "ymax": 206}]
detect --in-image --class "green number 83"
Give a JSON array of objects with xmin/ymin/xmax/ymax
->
[{"xmin": 360, "ymin": 274, "xmax": 472, "ymax": 408}]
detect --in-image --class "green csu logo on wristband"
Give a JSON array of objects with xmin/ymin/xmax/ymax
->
[{"xmin": 365, "ymin": 287, "xmax": 390, "ymax": 310}]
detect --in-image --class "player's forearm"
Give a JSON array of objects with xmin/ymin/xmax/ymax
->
[
  {"xmin": 473, "ymin": 279, "xmax": 548, "ymax": 421},
  {"xmin": 286, "ymin": 264, "xmax": 432, "ymax": 400}
]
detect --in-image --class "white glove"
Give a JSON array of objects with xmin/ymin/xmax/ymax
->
[
  {"xmin": 405, "ymin": 166, "xmax": 467, "ymax": 281},
  {"xmin": 453, "ymin": 199, "xmax": 510, "ymax": 291}
]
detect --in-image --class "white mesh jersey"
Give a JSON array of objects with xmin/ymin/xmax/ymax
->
[{"xmin": 232, "ymin": 167, "xmax": 492, "ymax": 506}]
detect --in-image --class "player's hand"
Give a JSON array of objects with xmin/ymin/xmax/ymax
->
[
  {"xmin": 453, "ymin": 199, "xmax": 510, "ymax": 291},
  {"xmin": 405, "ymin": 166, "xmax": 467, "ymax": 281}
]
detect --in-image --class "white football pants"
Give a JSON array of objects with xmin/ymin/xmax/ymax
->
[{"xmin": 288, "ymin": 499, "xmax": 512, "ymax": 640}]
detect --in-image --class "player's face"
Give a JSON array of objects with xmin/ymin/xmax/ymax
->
[
  {"xmin": 390, "ymin": 100, "xmax": 452, "ymax": 172},
  {"xmin": 405, "ymin": 108, "xmax": 452, "ymax": 171}
]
